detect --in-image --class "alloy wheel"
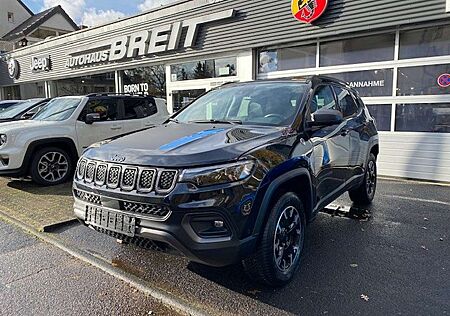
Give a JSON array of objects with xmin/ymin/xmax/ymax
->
[
  {"xmin": 273, "ymin": 206, "xmax": 302, "ymax": 272},
  {"xmin": 37, "ymin": 152, "xmax": 69, "ymax": 183},
  {"xmin": 366, "ymin": 160, "xmax": 377, "ymax": 197}
]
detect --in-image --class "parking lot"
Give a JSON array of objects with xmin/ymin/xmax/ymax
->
[{"xmin": 0, "ymin": 178, "xmax": 449, "ymax": 315}]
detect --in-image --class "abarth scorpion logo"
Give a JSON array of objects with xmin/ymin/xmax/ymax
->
[
  {"xmin": 292, "ymin": 0, "xmax": 328, "ymax": 24},
  {"xmin": 111, "ymin": 154, "xmax": 126, "ymax": 163}
]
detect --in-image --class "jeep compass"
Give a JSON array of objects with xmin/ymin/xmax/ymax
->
[{"xmin": 73, "ymin": 76, "xmax": 379, "ymax": 285}]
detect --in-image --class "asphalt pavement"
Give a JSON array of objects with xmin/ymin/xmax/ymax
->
[
  {"xmin": 52, "ymin": 179, "xmax": 450, "ymax": 316},
  {"xmin": 1, "ymin": 178, "xmax": 449, "ymax": 315},
  {"xmin": 0, "ymin": 220, "xmax": 180, "ymax": 316}
]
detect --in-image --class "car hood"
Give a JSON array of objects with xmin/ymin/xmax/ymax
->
[
  {"xmin": 84, "ymin": 123, "xmax": 289, "ymax": 167},
  {"xmin": 0, "ymin": 120, "xmax": 56, "ymax": 133}
]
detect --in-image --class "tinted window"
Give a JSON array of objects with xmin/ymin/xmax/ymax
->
[
  {"xmin": 334, "ymin": 86, "xmax": 359, "ymax": 118},
  {"xmin": 311, "ymin": 85, "xmax": 337, "ymax": 114},
  {"xmin": 123, "ymin": 98, "xmax": 157, "ymax": 120},
  {"xmin": 80, "ymin": 99, "xmax": 119, "ymax": 122},
  {"xmin": 397, "ymin": 64, "xmax": 450, "ymax": 96},
  {"xmin": 400, "ymin": 25, "xmax": 450, "ymax": 59},
  {"xmin": 367, "ymin": 105, "xmax": 392, "ymax": 131},
  {"xmin": 395, "ymin": 103, "xmax": 450, "ymax": 133},
  {"xmin": 320, "ymin": 34, "xmax": 395, "ymax": 66}
]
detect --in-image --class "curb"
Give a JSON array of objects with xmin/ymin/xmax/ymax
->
[
  {"xmin": 40, "ymin": 218, "xmax": 79, "ymax": 232},
  {"xmin": 0, "ymin": 211, "xmax": 209, "ymax": 316}
]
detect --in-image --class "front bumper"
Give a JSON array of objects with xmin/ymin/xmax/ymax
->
[
  {"xmin": 0, "ymin": 146, "xmax": 27, "ymax": 176},
  {"xmin": 73, "ymin": 180, "xmax": 260, "ymax": 267}
]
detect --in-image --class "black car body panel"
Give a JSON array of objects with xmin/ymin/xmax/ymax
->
[{"xmin": 73, "ymin": 76, "xmax": 379, "ymax": 267}]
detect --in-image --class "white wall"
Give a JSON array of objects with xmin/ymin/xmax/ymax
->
[
  {"xmin": 41, "ymin": 14, "xmax": 77, "ymax": 32},
  {"xmin": 0, "ymin": 0, "xmax": 33, "ymax": 37}
]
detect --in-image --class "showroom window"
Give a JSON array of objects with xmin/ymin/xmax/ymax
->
[
  {"xmin": 320, "ymin": 33, "xmax": 395, "ymax": 66},
  {"xmin": 395, "ymin": 103, "xmax": 450, "ymax": 133},
  {"xmin": 399, "ymin": 24, "xmax": 450, "ymax": 59},
  {"xmin": 171, "ymin": 57, "xmax": 236, "ymax": 81},
  {"xmin": 54, "ymin": 72, "xmax": 115, "ymax": 96},
  {"xmin": 367, "ymin": 105, "xmax": 392, "ymax": 131},
  {"xmin": 122, "ymin": 65, "xmax": 166, "ymax": 98},
  {"xmin": 397, "ymin": 64, "xmax": 450, "ymax": 96},
  {"xmin": 326, "ymin": 69, "xmax": 394, "ymax": 97},
  {"xmin": 172, "ymin": 89, "xmax": 206, "ymax": 112},
  {"xmin": 259, "ymin": 44, "xmax": 316, "ymax": 73}
]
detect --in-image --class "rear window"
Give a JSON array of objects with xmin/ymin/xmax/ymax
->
[{"xmin": 123, "ymin": 98, "xmax": 157, "ymax": 120}]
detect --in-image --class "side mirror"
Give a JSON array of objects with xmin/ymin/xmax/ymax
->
[
  {"xmin": 21, "ymin": 112, "xmax": 35, "ymax": 120},
  {"xmin": 310, "ymin": 109, "xmax": 343, "ymax": 127},
  {"xmin": 85, "ymin": 113, "xmax": 101, "ymax": 125}
]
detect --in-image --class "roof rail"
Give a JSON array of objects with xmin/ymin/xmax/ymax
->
[{"xmin": 86, "ymin": 92, "xmax": 155, "ymax": 97}]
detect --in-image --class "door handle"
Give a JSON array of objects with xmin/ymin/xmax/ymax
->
[{"xmin": 111, "ymin": 125, "xmax": 122, "ymax": 130}]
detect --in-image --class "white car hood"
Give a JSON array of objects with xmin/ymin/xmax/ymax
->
[{"xmin": 0, "ymin": 120, "xmax": 61, "ymax": 135}]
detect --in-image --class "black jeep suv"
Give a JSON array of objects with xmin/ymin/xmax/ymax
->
[{"xmin": 73, "ymin": 76, "xmax": 379, "ymax": 286}]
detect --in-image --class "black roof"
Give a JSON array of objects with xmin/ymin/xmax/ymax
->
[{"xmin": 1, "ymin": 5, "xmax": 78, "ymax": 41}]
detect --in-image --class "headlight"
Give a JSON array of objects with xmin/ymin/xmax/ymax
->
[
  {"xmin": 180, "ymin": 160, "xmax": 255, "ymax": 187},
  {"xmin": 0, "ymin": 134, "xmax": 6, "ymax": 147}
]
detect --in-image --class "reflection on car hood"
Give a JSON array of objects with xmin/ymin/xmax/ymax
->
[{"xmin": 84, "ymin": 123, "xmax": 289, "ymax": 167}]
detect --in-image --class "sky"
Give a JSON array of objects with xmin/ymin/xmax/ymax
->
[{"xmin": 22, "ymin": 0, "xmax": 178, "ymax": 27}]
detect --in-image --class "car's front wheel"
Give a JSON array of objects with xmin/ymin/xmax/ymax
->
[
  {"xmin": 30, "ymin": 147, "xmax": 73, "ymax": 185},
  {"xmin": 243, "ymin": 192, "xmax": 306, "ymax": 286}
]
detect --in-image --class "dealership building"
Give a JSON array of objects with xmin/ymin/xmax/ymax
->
[{"xmin": 0, "ymin": 0, "xmax": 449, "ymax": 182}]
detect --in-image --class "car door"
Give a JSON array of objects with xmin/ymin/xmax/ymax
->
[
  {"xmin": 332, "ymin": 85, "xmax": 365, "ymax": 180},
  {"xmin": 75, "ymin": 98, "xmax": 124, "ymax": 151},
  {"xmin": 306, "ymin": 84, "xmax": 351, "ymax": 206}
]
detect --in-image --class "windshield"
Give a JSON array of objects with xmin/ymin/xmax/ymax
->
[
  {"xmin": 0, "ymin": 99, "xmax": 42, "ymax": 119},
  {"xmin": 0, "ymin": 101, "xmax": 21, "ymax": 111},
  {"xmin": 174, "ymin": 82, "xmax": 308, "ymax": 126},
  {"xmin": 33, "ymin": 97, "xmax": 82, "ymax": 121}
]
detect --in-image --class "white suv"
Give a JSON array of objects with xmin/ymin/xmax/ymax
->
[{"xmin": 0, "ymin": 94, "xmax": 169, "ymax": 185}]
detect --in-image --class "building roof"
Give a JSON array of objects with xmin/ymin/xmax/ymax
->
[{"xmin": 1, "ymin": 5, "xmax": 79, "ymax": 41}]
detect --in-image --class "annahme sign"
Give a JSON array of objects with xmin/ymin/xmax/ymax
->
[{"xmin": 65, "ymin": 10, "xmax": 234, "ymax": 68}]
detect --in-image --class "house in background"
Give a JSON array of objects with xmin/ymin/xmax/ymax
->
[{"xmin": 0, "ymin": 0, "xmax": 78, "ymax": 52}]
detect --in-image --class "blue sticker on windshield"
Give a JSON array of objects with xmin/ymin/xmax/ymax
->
[{"xmin": 159, "ymin": 129, "xmax": 225, "ymax": 151}]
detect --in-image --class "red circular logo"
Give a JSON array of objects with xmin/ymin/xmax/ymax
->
[{"xmin": 437, "ymin": 74, "xmax": 450, "ymax": 88}]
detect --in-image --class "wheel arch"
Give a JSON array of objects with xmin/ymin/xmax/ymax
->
[
  {"xmin": 252, "ymin": 169, "xmax": 314, "ymax": 238},
  {"xmin": 24, "ymin": 138, "xmax": 79, "ymax": 173}
]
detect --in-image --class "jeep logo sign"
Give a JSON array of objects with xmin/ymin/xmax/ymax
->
[
  {"xmin": 65, "ymin": 9, "xmax": 235, "ymax": 68},
  {"xmin": 31, "ymin": 55, "xmax": 51, "ymax": 72}
]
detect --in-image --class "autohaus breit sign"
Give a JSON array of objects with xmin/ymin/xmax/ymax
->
[{"xmin": 65, "ymin": 9, "xmax": 235, "ymax": 68}]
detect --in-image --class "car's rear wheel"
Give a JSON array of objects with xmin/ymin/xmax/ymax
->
[
  {"xmin": 30, "ymin": 147, "xmax": 73, "ymax": 185},
  {"xmin": 243, "ymin": 192, "xmax": 306, "ymax": 286},
  {"xmin": 349, "ymin": 153, "xmax": 377, "ymax": 205}
]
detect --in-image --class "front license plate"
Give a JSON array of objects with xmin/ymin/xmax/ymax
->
[{"xmin": 85, "ymin": 206, "xmax": 136, "ymax": 237}]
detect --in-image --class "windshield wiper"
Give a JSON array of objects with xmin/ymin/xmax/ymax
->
[
  {"xmin": 168, "ymin": 117, "xmax": 180, "ymax": 124},
  {"xmin": 189, "ymin": 119, "xmax": 242, "ymax": 125}
]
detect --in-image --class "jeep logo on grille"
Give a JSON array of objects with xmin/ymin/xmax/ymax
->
[{"xmin": 111, "ymin": 154, "xmax": 126, "ymax": 162}]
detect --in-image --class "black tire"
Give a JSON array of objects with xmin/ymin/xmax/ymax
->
[
  {"xmin": 349, "ymin": 153, "xmax": 377, "ymax": 205},
  {"xmin": 30, "ymin": 147, "xmax": 73, "ymax": 185},
  {"xmin": 242, "ymin": 192, "xmax": 306, "ymax": 286}
]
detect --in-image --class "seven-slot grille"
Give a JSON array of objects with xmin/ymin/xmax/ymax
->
[{"xmin": 75, "ymin": 158, "xmax": 178, "ymax": 194}]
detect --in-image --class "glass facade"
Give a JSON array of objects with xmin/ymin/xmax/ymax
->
[
  {"xmin": 395, "ymin": 103, "xmax": 450, "ymax": 133},
  {"xmin": 171, "ymin": 57, "xmax": 237, "ymax": 81},
  {"xmin": 399, "ymin": 25, "xmax": 450, "ymax": 59},
  {"xmin": 172, "ymin": 89, "xmax": 206, "ymax": 112},
  {"xmin": 326, "ymin": 69, "xmax": 393, "ymax": 97},
  {"xmin": 397, "ymin": 64, "xmax": 450, "ymax": 96},
  {"xmin": 122, "ymin": 65, "xmax": 166, "ymax": 98},
  {"xmin": 320, "ymin": 34, "xmax": 395, "ymax": 66},
  {"xmin": 367, "ymin": 105, "xmax": 391, "ymax": 131},
  {"xmin": 54, "ymin": 72, "xmax": 115, "ymax": 96},
  {"xmin": 259, "ymin": 44, "xmax": 316, "ymax": 73}
]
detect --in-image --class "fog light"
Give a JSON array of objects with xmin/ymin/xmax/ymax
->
[
  {"xmin": 190, "ymin": 216, "xmax": 230, "ymax": 238},
  {"xmin": 214, "ymin": 220, "xmax": 224, "ymax": 228}
]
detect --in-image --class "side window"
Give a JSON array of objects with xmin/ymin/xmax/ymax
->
[
  {"xmin": 80, "ymin": 99, "xmax": 119, "ymax": 122},
  {"xmin": 311, "ymin": 85, "xmax": 337, "ymax": 114},
  {"xmin": 123, "ymin": 98, "xmax": 157, "ymax": 120},
  {"xmin": 333, "ymin": 86, "xmax": 359, "ymax": 118}
]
